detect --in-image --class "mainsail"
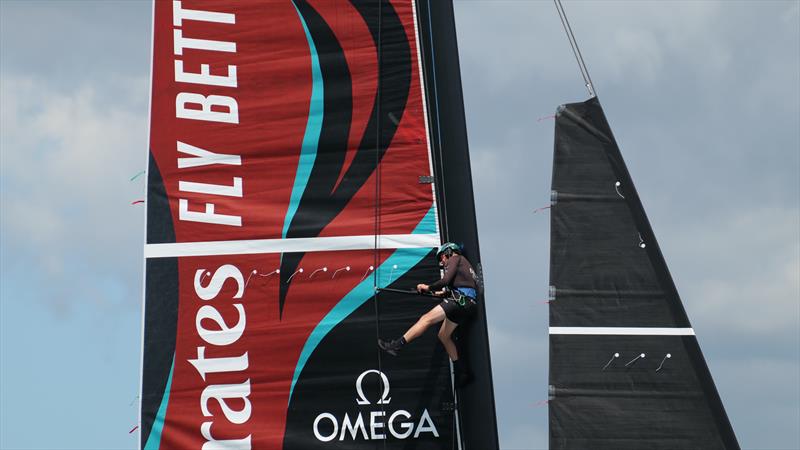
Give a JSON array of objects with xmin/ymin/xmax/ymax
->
[
  {"xmin": 548, "ymin": 97, "xmax": 739, "ymax": 449},
  {"xmin": 140, "ymin": 1, "xmax": 497, "ymax": 449}
]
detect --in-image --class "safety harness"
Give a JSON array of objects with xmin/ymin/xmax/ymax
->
[{"xmin": 450, "ymin": 288, "xmax": 477, "ymax": 307}]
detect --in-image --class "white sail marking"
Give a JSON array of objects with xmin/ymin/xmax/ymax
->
[
  {"xmin": 549, "ymin": 327, "xmax": 695, "ymax": 336},
  {"xmin": 144, "ymin": 233, "xmax": 440, "ymax": 258}
]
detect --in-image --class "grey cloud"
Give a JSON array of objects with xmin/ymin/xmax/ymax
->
[
  {"xmin": 1, "ymin": 74, "xmax": 147, "ymax": 313},
  {"xmin": 0, "ymin": 0, "xmax": 151, "ymax": 91},
  {"xmin": 0, "ymin": 1, "xmax": 796, "ymax": 449},
  {"xmin": 455, "ymin": 1, "xmax": 798, "ymax": 448}
]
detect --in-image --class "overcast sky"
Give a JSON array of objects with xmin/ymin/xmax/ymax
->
[{"xmin": 1, "ymin": 1, "xmax": 798, "ymax": 449}]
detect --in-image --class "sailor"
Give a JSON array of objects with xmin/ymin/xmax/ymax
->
[{"xmin": 378, "ymin": 242, "xmax": 479, "ymax": 387}]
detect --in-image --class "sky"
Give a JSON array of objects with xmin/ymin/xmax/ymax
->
[{"xmin": 0, "ymin": 1, "xmax": 798, "ymax": 449}]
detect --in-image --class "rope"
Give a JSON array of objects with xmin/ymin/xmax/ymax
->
[
  {"xmin": 554, "ymin": 0, "xmax": 596, "ymax": 98},
  {"xmin": 422, "ymin": 5, "xmax": 462, "ymax": 449},
  {"xmin": 425, "ymin": 0, "xmax": 449, "ymax": 241},
  {"xmin": 371, "ymin": 3, "xmax": 387, "ymax": 450}
]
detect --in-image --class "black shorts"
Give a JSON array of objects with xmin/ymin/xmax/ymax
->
[{"xmin": 439, "ymin": 297, "xmax": 476, "ymax": 325}]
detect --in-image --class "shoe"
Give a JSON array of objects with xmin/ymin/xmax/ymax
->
[
  {"xmin": 453, "ymin": 360, "xmax": 473, "ymax": 387},
  {"xmin": 378, "ymin": 338, "xmax": 403, "ymax": 356}
]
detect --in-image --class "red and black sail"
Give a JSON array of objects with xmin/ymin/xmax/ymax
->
[{"xmin": 140, "ymin": 1, "xmax": 497, "ymax": 449}]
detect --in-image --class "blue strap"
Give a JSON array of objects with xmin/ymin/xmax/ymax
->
[{"xmin": 454, "ymin": 287, "xmax": 477, "ymax": 298}]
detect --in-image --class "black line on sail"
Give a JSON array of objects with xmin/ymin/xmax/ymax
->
[
  {"xmin": 279, "ymin": 0, "xmax": 412, "ymax": 318},
  {"xmin": 279, "ymin": 0, "xmax": 353, "ymax": 316}
]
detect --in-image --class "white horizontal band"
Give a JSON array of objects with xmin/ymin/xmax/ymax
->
[
  {"xmin": 144, "ymin": 233, "xmax": 441, "ymax": 258},
  {"xmin": 549, "ymin": 327, "xmax": 695, "ymax": 336}
]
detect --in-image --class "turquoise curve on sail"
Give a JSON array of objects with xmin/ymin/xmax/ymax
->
[
  {"xmin": 289, "ymin": 206, "xmax": 438, "ymax": 401},
  {"xmin": 144, "ymin": 357, "xmax": 174, "ymax": 450},
  {"xmin": 284, "ymin": 1, "xmax": 324, "ymax": 238}
]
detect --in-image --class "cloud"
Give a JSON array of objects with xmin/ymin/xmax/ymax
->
[
  {"xmin": 454, "ymin": 2, "xmax": 799, "ymax": 448},
  {"xmin": 487, "ymin": 326, "xmax": 549, "ymax": 450},
  {"xmin": 453, "ymin": 1, "xmax": 727, "ymax": 92},
  {"xmin": 0, "ymin": 1, "xmax": 796, "ymax": 449},
  {"xmin": 659, "ymin": 206, "xmax": 800, "ymax": 338},
  {"xmin": 712, "ymin": 356, "xmax": 800, "ymax": 449},
  {"xmin": 1, "ymin": 74, "xmax": 148, "ymax": 312}
]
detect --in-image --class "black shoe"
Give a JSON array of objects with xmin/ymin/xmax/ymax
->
[
  {"xmin": 378, "ymin": 338, "xmax": 403, "ymax": 356},
  {"xmin": 453, "ymin": 360, "xmax": 473, "ymax": 387}
]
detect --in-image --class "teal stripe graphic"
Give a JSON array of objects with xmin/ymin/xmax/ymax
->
[
  {"xmin": 284, "ymin": 2, "xmax": 325, "ymax": 238},
  {"xmin": 414, "ymin": 204, "xmax": 438, "ymax": 235},
  {"xmin": 289, "ymin": 206, "xmax": 438, "ymax": 401},
  {"xmin": 144, "ymin": 357, "xmax": 174, "ymax": 450}
]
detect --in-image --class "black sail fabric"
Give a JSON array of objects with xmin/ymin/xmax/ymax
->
[
  {"xmin": 549, "ymin": 97, "xmax": 739, "ymax": 449},
  {"xmin": 417, "ymin": 1, "xmax": 500, "ymax": 449}
]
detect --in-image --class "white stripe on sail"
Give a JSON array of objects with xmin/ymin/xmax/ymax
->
[
  {"xmin": 549, "ymin": 327, "xmax": 695, "ymax": 336},
  {"xmin": 144, "ymin": 233, "xmax": 441, "ymax": 258}
]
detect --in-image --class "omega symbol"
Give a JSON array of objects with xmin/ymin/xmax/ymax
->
[{"xmin": 355, "ymin": 369, "xmax": 392, "ymax": 405}]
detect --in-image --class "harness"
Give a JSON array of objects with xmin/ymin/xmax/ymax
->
[
  {"xmin": 450, "ymin": 287, "xmax": 477, "ymax": 307},
  {"xmin": 444, "ymin": 255, "xmax": 478, "ymax": 307}
]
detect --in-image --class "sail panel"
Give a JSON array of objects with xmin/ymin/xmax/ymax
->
[
  {"xmin": 140, "ymin": 1, "xmax": 466, "ymax": 448},
  {"xmin": 549, "ymin": 97, "xmax": 739, "ymax": 449},
  {"xmin": 551, "ymin": 335, "xmax": 727, "ymax": 449},
  {"xmin": 550, "ymin": 194, "xmax": 677, "ymax": 327}
]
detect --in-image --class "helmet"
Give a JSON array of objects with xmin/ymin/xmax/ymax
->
[{"xmin": 436, "ymin": 242, "xmax": 461, "ymax": 258}]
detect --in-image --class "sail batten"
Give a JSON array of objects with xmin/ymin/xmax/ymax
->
[
  {"xmin": 550, "ymin": 327, "xmax": 696, "ymax": 336},
  {"xmin": 143, "ymin": 233, "xmax": 441, "ymax": 258}
]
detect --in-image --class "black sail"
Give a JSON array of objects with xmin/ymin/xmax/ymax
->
[
  {"xmin": 549, "ymin": 97, "xmax": 739, "ymax": 449},
  {"xmin": 417, "ymin": 1, "xmax": 500, "ymax": 449}
]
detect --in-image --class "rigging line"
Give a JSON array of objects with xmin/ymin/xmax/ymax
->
[
  {"xmin": 371, "ymin": 3, "xmax": 387, "ymax": 450},
  {"xmin": 423, "ymin": 4, "xmax": 459, "ymax": 449},
  {"xmin": 554, "ymin": 0, "xmax": 590, "ymax": 91},
  {"xmin": 553, "ymin": 0, "xmax": 596, "ymax": 98},
  {"xmin": 423, "ymin": 4, "xmax": 461, "ymax": 450},
  {"xmin": 425, "ymin": 0, "xmax": 449, "ymax": 241}
]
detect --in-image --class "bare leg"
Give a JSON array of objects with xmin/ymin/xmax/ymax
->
[
  {"xmin": 403, "ymin": 305, "xmax": 446, "ymax": 343},
  {"xmin": 437, "ymin": 319, "xmax": 459, "ymax": 361}
]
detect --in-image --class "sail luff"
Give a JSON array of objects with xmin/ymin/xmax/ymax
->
[{"xmin": 416, "ymin": 1, "xmax": 500, "ymax": 448}]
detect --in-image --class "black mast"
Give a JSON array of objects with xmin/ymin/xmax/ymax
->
[{"xmin": 417, "ymin": 1, "xmax": 500, "ymax": 449}]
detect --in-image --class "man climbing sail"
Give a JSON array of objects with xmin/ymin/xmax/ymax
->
[{"xmin": 378, "ymin": 242, "xmax": 479, "ymax": 386}]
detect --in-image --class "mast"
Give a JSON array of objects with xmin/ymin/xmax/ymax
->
[{"xmin": 416, "ymin": 1, "xmax": 500, "ymax": 448}]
